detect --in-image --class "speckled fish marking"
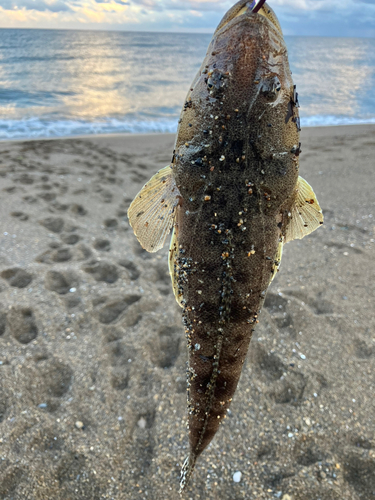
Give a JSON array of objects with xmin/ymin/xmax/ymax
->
[{"xmin": 128, "ymin": 0, "xmax": 323, "ymax": 492}]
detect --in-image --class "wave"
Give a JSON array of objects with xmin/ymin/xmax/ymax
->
[
  {"xmin": 302, "ymin": 115, "xmax": 375, "ymax": 127},
  {"xmin": 0, "ymin": 117, "xmax": 179, "ymax": 140},
  {"xmin": 0, "ymin": 115, "xmax": 374, "ymax": 141}
]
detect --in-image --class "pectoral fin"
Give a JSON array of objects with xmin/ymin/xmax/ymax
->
[
  {"xmin": 284, "ymin": 176, "xmax": 323, "ymax": 243},
  {"xmin": 128, "ymin": 165, "xmax": 181, "ymax": 252},
  {"xmin": 168, "ymin": 227, "xmax": 184, "ymax": 307}
]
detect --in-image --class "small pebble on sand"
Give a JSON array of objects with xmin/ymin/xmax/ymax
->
[
  {"xmin": 233, "ymin": 471, "xmax": 242, "ymax": 483},
  {"xmin": 137, "ymin": 417, "xmax": 147, "ymax": 429}
]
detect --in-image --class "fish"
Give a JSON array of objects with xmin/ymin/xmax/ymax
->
[{"xmin": 128, "ymin": 0, "xmax": 323, "ymax": 492}]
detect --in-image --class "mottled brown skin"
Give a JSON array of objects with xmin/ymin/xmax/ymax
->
[{"xmin": 172, "ymin": 1, "xmax": 301, "ymax": 487}]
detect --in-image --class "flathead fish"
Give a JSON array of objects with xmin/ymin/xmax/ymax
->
[{"xmin": 128, "ymin": 0, "xmax": 323, "ymax": 491}]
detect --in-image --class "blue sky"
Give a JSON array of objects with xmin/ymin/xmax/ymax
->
[{"xmin": 0, "ymin": 0, "xmax": 374, "ymax": 37}]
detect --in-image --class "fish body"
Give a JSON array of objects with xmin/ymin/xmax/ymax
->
[{"xmin": 128, "ymin": 0, "xmax": 323, "ymax": 491}]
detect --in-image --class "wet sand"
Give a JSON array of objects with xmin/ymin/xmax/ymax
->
[{"xmin": 0, "ymin": 125, "xmax": 374, "ymax": 500}]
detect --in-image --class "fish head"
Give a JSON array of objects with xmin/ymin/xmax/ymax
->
[
  {"xmin": 174, "ymin": 1, "xmax": 300, "ymax": 213},
  {"xmin": 212, "ymin": 0, "xmax": 299, "ymax": 144}
]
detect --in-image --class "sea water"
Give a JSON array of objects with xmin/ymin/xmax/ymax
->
[{"xmin": 0, "ymin": 29, "xmax": 374, "ymax": 140}]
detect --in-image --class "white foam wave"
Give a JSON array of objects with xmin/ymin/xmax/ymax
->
[
  {"xmin": 301, "ymin": 115, "xmax": 375, "ymax": 127},
  {"xmin": 0, "ymin": 117, "xmax": 178, "ymax": 140},
  {"xmin": 0, "ymin": 115, "xmax": 374, "ymax": 141}
]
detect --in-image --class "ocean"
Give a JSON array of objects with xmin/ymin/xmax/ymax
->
[{"xmin": 0, "ymin": 29, "xmax": 374, "ymax": 140}]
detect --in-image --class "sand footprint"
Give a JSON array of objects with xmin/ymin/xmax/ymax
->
[
  {"xmin": 93, "ymin": 294, "xmax": 141, "ymax": 324},
  {"xmin": 60, "ymin": 233, "xmax": 80, "ymax": 245},
  {"xmin": 36, "ymin": 242, "xmax": 91, "ymax": 264},
  {"xmin": 118, "ymin": 259, "xmax": 140, "ymax": 280},
  {"xmin": 293, "ymin": 435, "xmax": 324, "ymax": 467},
  {"xmin": 268, "ymin": 371, "xmax": 306, "ymax": 405},
  {"xmin": 10, "ymin": 211, "xmax": 29, "ymax": 221},
  {"xmin": 150, "ymin": 325, "xmax": 182, "ymax": 369},
  {"xmin": 45, "ymin": 270, "xmax": 75, "ymax": 295},
  {"xmin": 38, "ymin": 187, "xmax": 57, "ymax": 202},
  {"xmin": 70, "ymin": 204, "xmax": 87, "ymax": 216},
  {"xmin": 39, "ymin": 217, "xmax": 65, "ymax": 233},
  {"xmin": 82, "ymin": 260, "xmax": 118, "ymax": 283},
  {"xmin": 54, "ymin": 452, "xmax": 102, "ymax": 498},
  {"xmin": 74, "ymin": 243, "xmax": 92, "ymax": 261},
  {"xmin": 99, "ymin": 188, "xmax": 113, "ymax": 203},
  {"xmin": 1, "ymin": 268, "xmax": 32, "ymax": 288},
  {"xmin": 282, "ymin": 289, "xmax": 334, "ymax": 316},
  {"xmin": 103, "ymin": 218, "xmax": 118, "ymax": 229},
  {"xmin": 7, "ymin": 307, "xmax": 38, "ymax": 344},
  {"xmin": 342, "ymin": 447, "xmax": 375, "ymax": 498},
  {"xmin": 35, "ymin": 358, "xmax": 73, "ymax": 398},
  {"xmin": 110, "ymin": 366, "xmax": 129, "ymax": 391},
  {"xmin": 352, "ymin": 335, "xmax": 374, "ymax": 359},
  {"xmin": 93, "ymin": 239, "xmax": 110, "ymax": 252},
  {"xmin": 23, "ymin": 195, "xmax": 38, "ymax": 204},
  {"xmin": 51, "ymin": 247, "xmax": 72, "ymax": 263},
  {"xmin": 249, "ymin": 341, "xmax": 286, "ymax": 381},
  {"xmin": 0, "ymin": 466, "xmax": 26, "ymax": 499},
  {"xmin": 14, "ymin": 173, "xmax": 34, "ymax": 185},
  {"xmin": 264, "ymin": 292, "xmax": 294, "ymax": 332}
]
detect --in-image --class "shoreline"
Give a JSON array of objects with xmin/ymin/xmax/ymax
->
[{"xmin": 1, "ymin": 123, "xmax": 375, "ymax": 145}]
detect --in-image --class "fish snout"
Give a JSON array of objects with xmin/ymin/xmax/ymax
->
[{"xmin": 215, "ymin": 1, "xmax": 283, "ymax": 35}]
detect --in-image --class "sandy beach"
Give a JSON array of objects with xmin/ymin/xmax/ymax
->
[{"xmin": 0, "ymin": 125, "xmax": 374, "ymax": 500}]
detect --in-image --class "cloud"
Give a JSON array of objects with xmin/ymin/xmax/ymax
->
[
  {"xmin": 1, "ymin": 0, "xmax": 72, "ymax": 12},
  {"xmin": 129, "ymin": 0, "xmax": 164, "ymax": 11},
  {"xmin": 0, "ymin": 0, "xmax": 374, "ymax": 36},
  {"xmin": 127, "ymin": 0, "xmax": 232, "ymax": 12},
  {"xmin": 157, "ymin": 0, "xmax": 232, "ymax": 12},
  {"xmin": 95, "ymin": 0, "xmax": 130, "ymax": 4}
]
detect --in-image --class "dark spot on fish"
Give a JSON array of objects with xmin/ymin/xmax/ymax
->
[
  {"xmin": 231, "ymin": 139, "xmax": 244, "ymax": 158},
  {"xmin": 285, "ymin": 100, "xmax": 294, "ymax": 124},
  {"xmin": 291, "ymin": 143, "xmax": 302, "ymax": 156},
  {"xmin": 293, "ymin": 85, "xmax": 300, "ymax": 108},
  {"xmin": 292, "ymin": 116, "xmax": 301, "ymax": 132},
  {"xmin": 199, "ymin": 354, "xmax": 214, "ymax": 362}
]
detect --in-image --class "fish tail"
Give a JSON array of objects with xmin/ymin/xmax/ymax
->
[{"xmin": 179, "ymin": 454, "xmax": 196, "ymax": 494}]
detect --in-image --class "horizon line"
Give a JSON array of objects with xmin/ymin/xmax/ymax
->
[{"xmin": 0, "ymin": 26, "xmax": 374, "ymax": 39}]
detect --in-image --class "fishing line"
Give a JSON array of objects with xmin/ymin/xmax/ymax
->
[{"xmin": 250, "ymin": 0, "xmax": 267, "ymax": 14}]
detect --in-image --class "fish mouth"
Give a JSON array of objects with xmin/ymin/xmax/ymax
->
[{"xmin": 215, "ymin": 0, "xmax": 283, "ymax": 35}]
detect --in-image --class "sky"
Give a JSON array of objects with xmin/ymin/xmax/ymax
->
[{"xmin": 0, "ymin": 0, "xmax": 374, "ymax": 37}]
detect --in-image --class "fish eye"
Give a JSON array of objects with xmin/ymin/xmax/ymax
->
[{"xmin": 261, "ymin": 76, "xmax": 281, "ymax": 102}]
